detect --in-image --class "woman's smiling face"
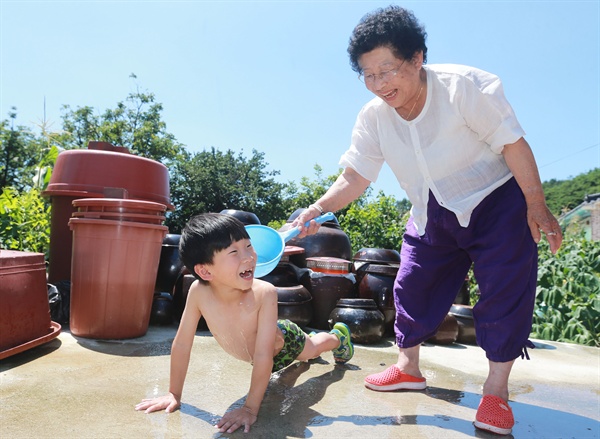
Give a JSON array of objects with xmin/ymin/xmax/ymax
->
[{"xmin": 358, "ymin": 46, "xmax": 421, "ymax": 111}]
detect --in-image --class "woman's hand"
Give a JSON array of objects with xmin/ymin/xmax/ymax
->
[
  {"xmin": 292, "ymin": 205, "xmax": 323, "ymax": 239},
  {"xmin": 292, "ymin": 167, "xmax": 371, "ymax": 238},
  {"xmin": 527, "ymin": 201, "xmax": 563, "ymax": 254},
  {"xmin": 216, "ymin": 406, "xmax": 257, "ymax": 434},
  {"xmin": 502, "ymin": 138, "xmax": 563, "ymax": 255},
  {"xmin": 135, "ymin": 393, "xmax": 181, "ymax": 414}
]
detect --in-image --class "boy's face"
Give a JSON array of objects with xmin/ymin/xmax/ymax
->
[{"xmin": 196, "ymin": 238, "xmax": 257, "ymax": 287}]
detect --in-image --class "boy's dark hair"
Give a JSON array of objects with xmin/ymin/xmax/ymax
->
[
  {"xmin": 347, "ymin": 5, "xmax": 428, "ymax": 74},
  {"xmin": 179, "ymin": 213, "xmax": 250, "ymax": 283}
]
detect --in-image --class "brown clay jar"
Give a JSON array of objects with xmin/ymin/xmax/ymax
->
[
  {"xmin": 449, "ymin": 304, "xmax": 477, "ymax": 345},
  {"xmin": 357, "ymin": 263, "xmax": 398, "ymax": 335},
  {"xmin": 427, "ymin": 313, "xmax": 459, "ymax": 345},
  {"xmin": 150, "ymin": 292, "xmax": 174, "ymax": 326},
  {"xmin": 352, "ymin": 247, "xmax": 400, "ymax": 269},
  {"xmin": 328, "ymin": 298, "xmax": 385, "ymax": 344},
  {"xmin": 284, "ymin": 209, "xmax": 353, "ymax": 260},
  {"xmin": 280, "ymin": 246, "xmax": 307, "ymax": 268},
  {"xmin": 259, "ymin": 263, "xmax": 300, "ymax": 286},
  {"xmin": 275, "ymin": 284, "xmax": 313, "ymax": 328},
  {"xmin": 306, "ymin": 272, "xmax": 357, "ymax": 330},
  {"xmin": 155, "ymin": 234, "xmax": 184, "ymax": 294},
  {"xmin": 173, "ymin": 273, "xmax": 208, "ymax": 331}
]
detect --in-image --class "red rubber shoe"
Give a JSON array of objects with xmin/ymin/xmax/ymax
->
[
  {"xmin": 364, "ymin": 365, "xmax": 426, "ymax": 391},
  {"xmin": 474, "ymin": 394, "xmax": 514, "ymax": 435}
]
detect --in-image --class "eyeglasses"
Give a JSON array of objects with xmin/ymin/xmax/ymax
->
[{"xmin": 359, "ymin": 60, "xmax": 406, "ymax": 85}]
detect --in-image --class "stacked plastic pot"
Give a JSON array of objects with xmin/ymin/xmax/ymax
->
[
  {"xmin": 68, "ymin": 199, "xmax": 168, "ymax": 339},
  {"xmin": 42, "ymin": 142, "xmax": 171, "ymax": 339}
]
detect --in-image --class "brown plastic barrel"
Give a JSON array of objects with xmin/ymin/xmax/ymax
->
[
  {"xmin": 68, "ymin": 218, "xmax": 168, "ymax": 339},
  {"xmin": 42, "ymin": 144, "xmax": 173, "ymax": 284}
]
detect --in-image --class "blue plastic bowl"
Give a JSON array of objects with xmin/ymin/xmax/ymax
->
[
  {"xmin": 245, "ymin": 225, "xmax": 286, "ymax": 278},
  {"xmin": 245, "ymin": 212, "xmax": 335, "ymax": 278}
]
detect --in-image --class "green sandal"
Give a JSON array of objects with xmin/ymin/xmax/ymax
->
[{"xmin": 330, "ymin": 322, "xmax": 354, "ymax": 363}]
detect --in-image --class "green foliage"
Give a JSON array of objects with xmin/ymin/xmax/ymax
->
[
  {"xmin": 166, "ymin": 147, "xmax": 290, "ymax": 233},
  {"xmin": 543, "ymin": 168, "xmax": 600, "ymax": 216},
  {"xmin": 532, "ymin": 235, "xmax": 600, "ymax": 346},
  {"xmin": 0, "ymin": 187, "xmax": 51, "ymax": 256},
  {"xmin": 287, "ymin": 165, "xmax": 343, "ymax": 211},
  {"xmin": 464, "ymin": 235, "xmax": 599, "ymax": 347},
  {"xmin": 0, "ymin": 112, "xmax": 56, "ymax": 256},
  {"xmin": 340, "ymin": 192, "xmax": 409, "ymax": 252}
]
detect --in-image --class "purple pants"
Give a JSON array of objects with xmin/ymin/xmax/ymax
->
[{"xmin": 394, "ymin": 178, "xmax": 538, "ymax": 362}]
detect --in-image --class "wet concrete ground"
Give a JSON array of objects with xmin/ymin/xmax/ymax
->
[{"xmin": 1, "ymin": 325, "xmax": 598, "ymax": 439}]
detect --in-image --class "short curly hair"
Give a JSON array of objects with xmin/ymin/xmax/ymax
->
[{"xmin": 347, "ymin": 5, "xmax": 428, "ymax": 74}]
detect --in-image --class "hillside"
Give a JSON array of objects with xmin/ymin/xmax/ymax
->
[{"xmin": 542, "ymin": 168, "xmax": 600, "ymax": 216}]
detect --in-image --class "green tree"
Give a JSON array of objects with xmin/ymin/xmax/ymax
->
[
  {"xmin": 287, "ymin": 165, "xmax": 339, "ymax": 210},
  {"xmin": 166, "ymin": 147, "xmax": 290, "ymax": 233},
  {"xmin": 59, "ymin": 75, "xmax": 184, "ymax": 165},
  {"xmin": 0, "ymin": 109, "xmax": 41, "ymax": 191}
]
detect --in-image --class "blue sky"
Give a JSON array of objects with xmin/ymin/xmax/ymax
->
[{"xmin": 1, "ymin": 0, "xmax": 599, "ymax": 201}]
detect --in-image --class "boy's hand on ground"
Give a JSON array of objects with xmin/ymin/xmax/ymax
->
[
  {"xmin": 216, "ymin": 406, "xmax": 257, "ymax": 433},
  {"xmin": 135, "ymin": 393, "xmax": 180, "ymax": 414}
]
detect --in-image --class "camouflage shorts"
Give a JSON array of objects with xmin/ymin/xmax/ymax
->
[{"xmin": 272, "ymin": 320, "xmax": 307, "ymax": 372}]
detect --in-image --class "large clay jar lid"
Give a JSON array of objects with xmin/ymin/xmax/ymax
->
[
  {"xmin": 220, "ymin": 209, "xmax": 261, "ymax": 225},
  {"xmin": 162, "ymin": 234, "xmax": 181, "ymax": 247},
  {"xmin": 363, "ymin": 263, "xmax": 400, "ymax": 276},
  {"xmin": 353, "ymin": 248, "xmax": 400, "ymax": 264},
  {"xmin": 449, "ymin": 304, "xmax": 474, "ymax": 319},
  {"xmin": 283, "ymin": 245, "xmax": 305, "ymax": 256},
  {"xmin": 306, "ymin": 257, "xmax": 351, "ymax": 274},
  {"xmin": 276, "ymin": 284, "xmax": 312, "ymax": 304},
  {"xmin": 335, "ymin": 298, "xmax": 378, "ymax": 309}
]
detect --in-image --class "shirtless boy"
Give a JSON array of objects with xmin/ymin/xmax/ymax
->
[{"xmin": 135, "ymin": 213, "xmax": 354, "ymax": 434}]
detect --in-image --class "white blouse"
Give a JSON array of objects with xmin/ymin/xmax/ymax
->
[{"xmin": 339, "ymin": 64, "xmax": 526, "ymax": 235}]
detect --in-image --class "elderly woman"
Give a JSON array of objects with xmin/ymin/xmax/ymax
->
[{"xmin": 295, "ymin": 5, "xmax": 562, "ymax": 436}]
